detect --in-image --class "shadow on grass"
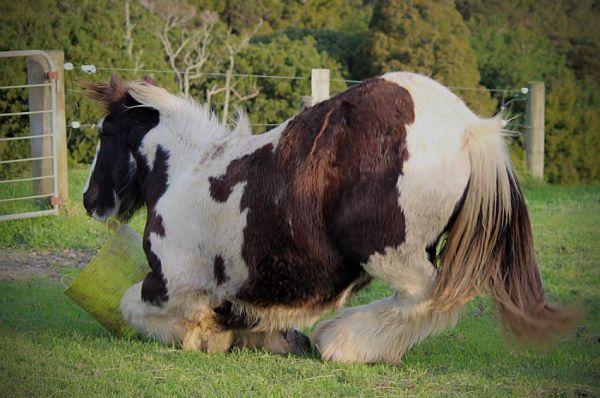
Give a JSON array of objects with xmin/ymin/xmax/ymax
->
[{"xmin": 0, "ymin": 277, "xmax": 110, "ymax": 338}]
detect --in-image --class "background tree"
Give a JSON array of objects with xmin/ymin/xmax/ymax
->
[
  {"xmin": 235, "ymin": 35, "xmax": 347, "ymax": 129},
  {"xmin": 155, "ymin": 6, "xmax": 216, "ymax": 97},
  {"xmin": 1, "ymin": 0, "xmax": 598, "ymax": 183},
  {"xmin": 205, "ymin": 22, "xmax": 262, "ymax": 123},
  {"xmin": 357, "ymin": 0, "xmax": 496, "ymax": 115},
  {"xmin": 458, "ymin": 0, "xmax": 600, "ymax": 183}
]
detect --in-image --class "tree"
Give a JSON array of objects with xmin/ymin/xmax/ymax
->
[
  {"xmin": 150, "ymin": 0, "xmax": 217, "ymax": 97},
  {"xmin": 232, "ymin": 35, "xmax": 346, "ymax": 129},
  {"xmin": 205, "ymin": 23, "xmax": 262, "ymax": 124},
  {"xmin": 358, "ymin": 0, "xmax": 496, "ymax": 115},
  {"xmin": 124, "ymin": 0, "xmax": 144, "ymax": 69},
  {"xmin": 458, "ymin": 0, "xmax": 600, "ymax": 183}
]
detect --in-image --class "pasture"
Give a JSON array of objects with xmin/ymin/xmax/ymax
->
[{"xmin": 0, "ymin": 169, "xmax": 598, "ymax": 397}]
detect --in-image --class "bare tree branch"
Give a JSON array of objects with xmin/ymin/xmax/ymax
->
[
  {"xmin": 213, "ymin": 19, "xmax": 263, "ymax": 123},
  {"xmin": 124, "ymin": 0, "xmax": 145, "ymax": 69},
  {"xmin": 124, "ymin": 0, "xmax": 134, "ymax": 58},
  {"xmin": 157, "ymin": 10, "xmax": 216, "ymax": 97}
]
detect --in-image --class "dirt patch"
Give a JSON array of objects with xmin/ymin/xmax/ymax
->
[{"xmin": 0, "ymin": 249, "xmax": 95, "ymax": 281}]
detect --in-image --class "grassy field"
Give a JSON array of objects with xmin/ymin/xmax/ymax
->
[{"xmin": 0, "ymin": 169, "xmax": 598, "ymax": 397}]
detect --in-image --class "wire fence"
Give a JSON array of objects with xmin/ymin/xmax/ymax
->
[
  {"xmin": 67, "ymin": 63, "xmax": 526, "ymax": 93},
  {"xmin": 63, "ymin": 62, "xmax": 529, "ymax": 133}
]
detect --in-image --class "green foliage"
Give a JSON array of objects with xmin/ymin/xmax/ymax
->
[
  {"xmin": 237, "ymin": 36, "xmax": 346, "ymax": 127},
  {"xmin": 459, "ymin": 0, "xmax": 600, "ymax": 184},
  {"xmin": 544, "ymin": 72, "xmax": 600, "ymax": 184},
  {"xmin": 358, "ymin": 0, "xmax": 496, "ymax": 115},
  {"xmin": 0, "ymin": 0, "xmax": 597, "ymax": 183}
]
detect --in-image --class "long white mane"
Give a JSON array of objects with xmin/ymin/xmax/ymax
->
[{"xmin": 127, "ymin": 82, "xmax": 252, "ymax": 145}]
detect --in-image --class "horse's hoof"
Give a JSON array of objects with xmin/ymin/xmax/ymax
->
[{"xmin": 283, "ymin": 329, "xmax": 313, "ymax": 355}]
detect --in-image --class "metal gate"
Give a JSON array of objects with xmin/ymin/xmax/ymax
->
[{"xmin": 0, "ymin": 50, "xmax": 59, "ymax": 221}]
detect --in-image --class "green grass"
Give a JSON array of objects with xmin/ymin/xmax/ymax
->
[
  {"xmin": 0, "ymin": 169, "xmax": 599, "ymax": 396},
  {"xmin": 0, "ymin": 169, "xmax": 146, "ymax": 249}
]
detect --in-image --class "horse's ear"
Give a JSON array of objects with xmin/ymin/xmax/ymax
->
[
  {"xmin": 142, "ymin": 75, "xmax": 157, "ymax": 86},
  {"xmin": 109, "ymin": 74, "xmax": 124, "ymax": 91}
]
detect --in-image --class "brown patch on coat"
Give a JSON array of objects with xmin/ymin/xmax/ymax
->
[{"xmin": 209, "ymin": 78, "xmax": 415, "ymax": 310}]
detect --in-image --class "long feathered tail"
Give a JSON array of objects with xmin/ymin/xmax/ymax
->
[{"xmin": 431, "ymin": 117, "xmax": 582, "ymax": 346}]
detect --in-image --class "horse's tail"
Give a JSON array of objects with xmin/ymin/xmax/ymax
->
[{"xmin": 431, "ymin": 117, "xmax": 581, "ymax": 346}]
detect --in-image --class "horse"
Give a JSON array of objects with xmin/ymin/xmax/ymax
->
[{"xmin": 82, "ymin": 73, "xmax": 579, "ymax": 363}]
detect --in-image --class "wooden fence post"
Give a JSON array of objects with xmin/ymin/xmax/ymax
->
[
  {"xmin": 27, "ymin": 51, "xmax": 68, "ymax": 204},
  {"xmin": 311, "ymin": 69, "xmax": 330, "ymax": 105},
  {"xmin": 525, "ymin": 81, "xmax": 545, "ymax": 179}
]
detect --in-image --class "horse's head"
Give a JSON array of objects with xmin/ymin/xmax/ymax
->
[{"xmin": 82, "ymin": 75, "xmax": 159, "ymax": 222}]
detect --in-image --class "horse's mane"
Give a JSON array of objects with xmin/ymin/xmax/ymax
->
[
  {"xmin": 128, "ymin": 81, "xmax": 252, "ymax": 145},
  {"xmin": 83, "ymin": 75, "xmax": 252, "ymax": 146}
]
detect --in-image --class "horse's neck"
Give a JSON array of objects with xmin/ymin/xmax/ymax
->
[{"xmin": 138, "ymin": 119, "xmax": 288, "ymax": 208}]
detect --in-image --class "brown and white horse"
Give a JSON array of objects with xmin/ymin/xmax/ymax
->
[{"xmin": 82, "ymin": 73, "xmax": 579, "ymax": 363}]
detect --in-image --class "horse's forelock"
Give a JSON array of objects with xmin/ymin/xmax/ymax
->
[{"xmin": 81, "ymin": 74, "xmax": 128, "ymax": 112}]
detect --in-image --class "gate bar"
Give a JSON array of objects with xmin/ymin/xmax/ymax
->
[
  {"xmin": 0, "ymin": 83, "xmax": 52, "ymax": 90},
  {"xmin": 0, "ymin": 193, "xmax": 54, "ymax": 203},
  {"xmin": 0, "ymin": 155, "xmax": 54, "ymax": 165},
  {"xmin": 0, "ymin": 109, "xmax": 53, "ymax": 117},
  {"xmin": 0, "ymin": 50, "xmax": 60, "ymax": 219},
  {"xmin": 0, "ymin": 134, "xmax": 53, "ymax": 142},
  {"xmin": 0, "ymin": 209, "xmax": 58, "ymax": 222},
  {"xmin": 0, "ymin": 175, "xmax": 54, "ymax": 184}
]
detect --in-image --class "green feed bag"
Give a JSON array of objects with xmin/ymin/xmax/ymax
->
[{"xmin": 65, "ymin": 224, "xmax": 149, "ymax": 337}]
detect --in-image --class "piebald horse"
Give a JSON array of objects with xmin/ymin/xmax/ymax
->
[{"xmin": 83, "ymin": 73, "xmax": 578, "ymax": 363}]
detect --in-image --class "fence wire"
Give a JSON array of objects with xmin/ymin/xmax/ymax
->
[{"xmin": 64, "ymin": 62, "xmax": 528, "ymax": 132}]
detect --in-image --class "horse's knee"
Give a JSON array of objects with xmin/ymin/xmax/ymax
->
[
  {"xmin": 120, "ymin": 282, "xmax": 182, "ymax": 345},
  {"xmin": 181, "ymin": 316, "xmax": 234, "ymax": 353},
  {"xmin": 120, "ymin": 282, "xmax": 150, "ymax": 325}
]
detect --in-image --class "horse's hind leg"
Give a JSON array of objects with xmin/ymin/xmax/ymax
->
[
  {"xmin": 313, "ymin": 250, "xmax": 459, "ymax": 363},
  {"xmin": 314, "ymin": 157, "xmax": 469, "ymax": 363}
]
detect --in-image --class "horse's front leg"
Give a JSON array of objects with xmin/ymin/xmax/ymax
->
[
  {"xmin": 213, "ymin": 301, "xmax": 313, "ymax": 355},
  {"xmin": 120, "ymin": 281, "xmax": 183, "ymax": 345},
  {"xmin": 120, "ymin": 280, "xmax": 234, "ymax": 353}
]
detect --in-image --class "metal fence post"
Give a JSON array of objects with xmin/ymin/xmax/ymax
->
[
  {"xmin": 26, "ymin": 51, "xmax": 68, "ymax": 203},
  {"xmin": 525, "ymin": 81, "xmax": 545, "ymax": 179}
]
